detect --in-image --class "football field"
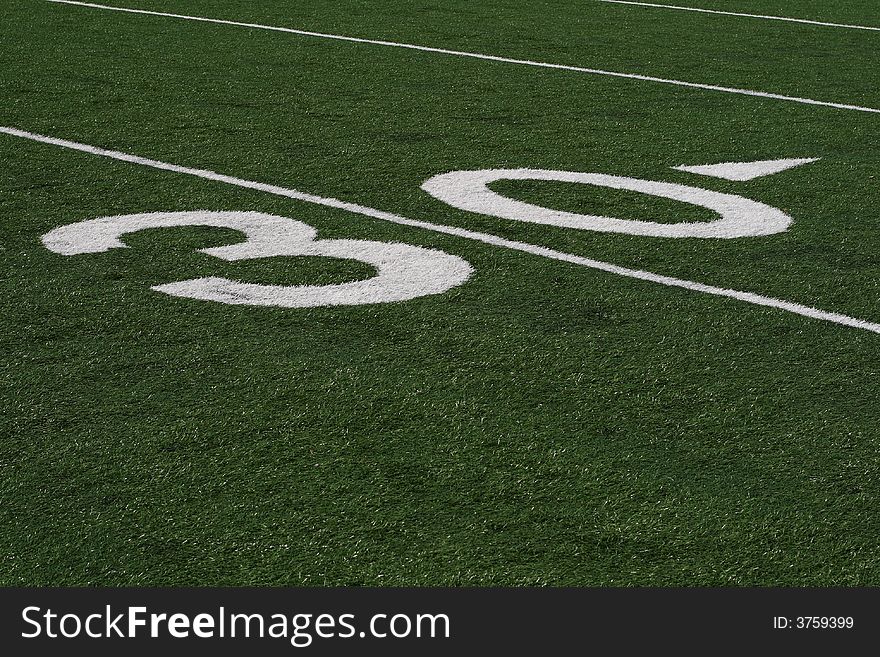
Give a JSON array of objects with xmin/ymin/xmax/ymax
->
[{"xmin": 2, "ymin": 0, "xmax": 879, "ymax": 585}]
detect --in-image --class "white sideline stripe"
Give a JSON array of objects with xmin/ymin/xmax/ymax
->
[
  {"xmin": 2, "ymin": 125, "xmax": 878, "ymax": 335},
  {"xmin": 45, "ymin": 0, "xmax": 880, "ymax": 115},
  {"xmin": 596, "ymin": 1, "xmax": 880, "ymax": 33}
]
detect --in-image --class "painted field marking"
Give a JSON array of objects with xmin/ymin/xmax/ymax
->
[
  {"xmin": 2, "ymin": 125, "xmax": 879, "ymax": 333},
  {"xmin": 596, "ymin": 1, "xmax": 880, "ymax": 33},
  {"xmin": 421, "ymin": 168, "xmax": 793, "ymax": 238},
  {"xmin": 43, "ymin": 210, "xmax": 472, "ymax": 307},
  {"xmin": 674, "ymin": 158, "xmax": 820, "ymax": 182},
  {"xmin": 45, "ymin": 0, "xmax": 880, "ymax": 115}
]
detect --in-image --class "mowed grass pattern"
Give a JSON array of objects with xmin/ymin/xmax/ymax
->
[{"xmin": 1, "ymin": 0, "xmax": 879, "ymax": 585}]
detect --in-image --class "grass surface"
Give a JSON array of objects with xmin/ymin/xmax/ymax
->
[{"xmin": 1, "ymin": 0, "xmax": 879, "ymax": 585}]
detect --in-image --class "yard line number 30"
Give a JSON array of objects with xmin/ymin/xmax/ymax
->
[{"xmin": 42, "ymin": 158, "xmax": 815, "ymax": 308}]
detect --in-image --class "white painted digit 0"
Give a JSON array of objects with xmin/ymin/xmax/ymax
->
[
  {"xmin": 41, "ymin": 210, "xmax": 473, "ymax": 307},
  {"xmin": 421, "ymin": 168, "xmax": 793, "ymax": 238}
]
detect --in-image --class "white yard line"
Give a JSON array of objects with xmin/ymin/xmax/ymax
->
[
  {"xmin": 596, "ymin": 1, "xmax": 880, "ymax": 32},
  {"xmin": 46, "ymin": 0, "xmax": 880, "ymax": 115},
  {"xmin": 2, "ymin": 125, "xmax": 878, "ymax": 334}
]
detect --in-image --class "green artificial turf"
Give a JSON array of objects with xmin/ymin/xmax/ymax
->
[{"xmin": 1, "ymin": 0, "xmax": 879, "ymax": 585}]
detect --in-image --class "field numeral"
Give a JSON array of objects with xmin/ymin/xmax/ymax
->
[
  {"xmin": 421, "ymin": 167, "xmax": 796, "ymax": 238},
  {"xmin": 40, "ymin": 157, "xmax": 817, "ymax": 308},
  {"xmin": 41, "ymin": 210, "xmax": 473, "ymax": 307}
]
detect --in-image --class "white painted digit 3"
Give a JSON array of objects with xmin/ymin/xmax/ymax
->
[
  {"xmin": 41, "ymin": 210, "xmax": 473, "ymax": 307},
  {"xmin": 421, "ymin": 168, "xmax": 793, "ymax": 238}
]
